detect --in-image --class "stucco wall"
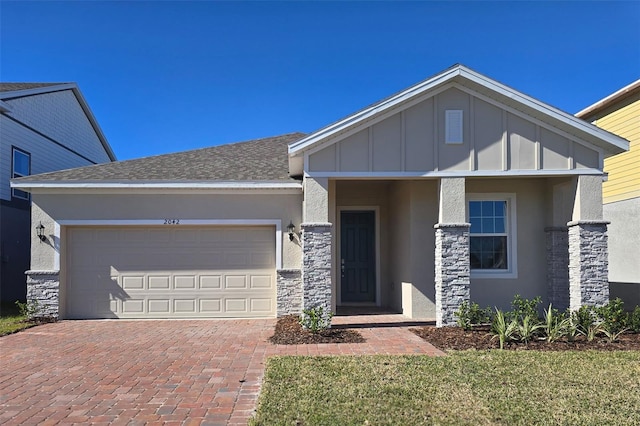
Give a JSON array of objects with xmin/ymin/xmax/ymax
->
[
  {"xmin": 387, "ymin": 180, "xmax": 439, "ymax": 318},
  {"xmin": 605, "ymin": 197, "xmax": 640, "ymax": 285},
  {"xmin": 466, "ymin": 178, "xmax": 549, "ymax": 310},
  {"xmin": 30, "ymin": 191, "xmax": 303, "ymax": 272}
]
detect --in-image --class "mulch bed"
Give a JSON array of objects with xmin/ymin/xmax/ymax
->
[
  {"xmin": 410, "ymin": 325, "xmax": 640, "ymax": 351},
  {"xmin": 269, "ymin": 315, "xmax": 365, "ymax": 345}
]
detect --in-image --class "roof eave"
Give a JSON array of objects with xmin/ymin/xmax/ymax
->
[
  {"xmin": 288, "ymin": 65, "xmax": 629, "ymax": 157},
  {"xmin": 576, "ymin": 79, "xmax": 640, "ymax": 120},
  {"xmin": 11, "ymin": 180, "xmax": 303, "ymax": 190}
]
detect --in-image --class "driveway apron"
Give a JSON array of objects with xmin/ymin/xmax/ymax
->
[{"xmin": 0, "ymin": 315, "xmax": 442, "ymax": 425}]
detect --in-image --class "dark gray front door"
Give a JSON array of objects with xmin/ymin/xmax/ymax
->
[{"xmin": 340, "ymin": 210, "xmax": 376, "ymax": 303}]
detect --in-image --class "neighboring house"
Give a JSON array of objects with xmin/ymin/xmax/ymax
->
[
  {"xmin": 576, "ymin": 80, "xmax": 640, "ymax": 308},
  {"xmin": 12, "ymin": 65, "xmax": 628, "ymax": 326},
  {"xmin": 0, "ymin": 83, "xmax": 116, "ymax": 303}
]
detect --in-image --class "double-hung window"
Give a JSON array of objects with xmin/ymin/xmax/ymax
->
[
  {"xmin": 468, "ymin": 194, "xmax": 517, "ymax": 278},
  {"xmin": 12, "ymin": 147, "xmax": 30, "ymax": 200}
]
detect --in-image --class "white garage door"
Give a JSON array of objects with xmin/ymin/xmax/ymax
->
[{"xmin": 65, "ymin": 226, "xmax": 276, "ymax": 319}]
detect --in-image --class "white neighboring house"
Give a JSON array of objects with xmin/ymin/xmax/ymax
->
[{"xmin": 0, "ymin": 83, "xmax": 116, "ymax": 303}]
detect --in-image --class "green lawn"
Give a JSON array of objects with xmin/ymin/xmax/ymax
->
[
  {"xmin": 0, "ymin": 303, "xmax": 32, "ymax": 336},
  {"xmin": 251, "ymin": 351, "xmax": 640, "ymax": 425}
]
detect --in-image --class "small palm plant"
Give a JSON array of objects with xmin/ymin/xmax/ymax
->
[{"xmin": 491, "ymin": 309, "xmax": 518, "ymax": 350}]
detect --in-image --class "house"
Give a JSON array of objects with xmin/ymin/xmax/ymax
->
[
  {"xmin": 12, "ymin": 65, "xmax": 628, "ymax": 326},
  {"xmin": 576, "ymin": 80, "xmax": 640, "ymax": 308},
  {"xmin": 0, "ymin": 83, "xmax": 116, "ymax": 304}
]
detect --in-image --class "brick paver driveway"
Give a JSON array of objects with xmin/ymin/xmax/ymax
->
[{"xmin": 0, "ymin": 315, "xmax": 442, "ymax": 425}]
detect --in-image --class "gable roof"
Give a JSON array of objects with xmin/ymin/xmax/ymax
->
[
  {"xmin": 576, "ymin": 79, "xmax": 640, "ymax": 121},
  {"xmin": 0, "ymin": 82, "xmax": 117, "ymax": 161},
  {"xmin": 12, "ymin": 133, "xmax": 306, "ymax": 189},
  {"xmin": 288, "ymin": 64, "xmax": 629, "ymax": 167},
  {"xmin": 0, "ymin": 83, "xmax": 63, "ymax": 92}
]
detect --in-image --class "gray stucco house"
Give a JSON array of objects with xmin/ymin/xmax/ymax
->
[
  {"xmin": 0, "ymin": 83, "xmax": 115, "ymax": 304},
  {"xmin": 12, "ymin": 65, "xmax": 628, "ymax": 326}
]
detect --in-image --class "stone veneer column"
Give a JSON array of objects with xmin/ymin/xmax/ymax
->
[
  {"xmin": 545, "ymin": 226, "xmax": 569, "ymax": 311},
  {"xmin": 25, "ymin": 270, "xmax": 60, "ymax": 319},
  {"xmin": 568, "ymin": 220, "xmax": 610, "ymax": 311},
  {"xmin": 434, "ymin": 223, "xmax": 470, "ymax": 327},
  {"xmin": 301, "ymin": 223, "xmax": 332, "ymax": 317},
  {"xmin": 276, "ymin": 269, "xmax": 302, "ymax": 316}
]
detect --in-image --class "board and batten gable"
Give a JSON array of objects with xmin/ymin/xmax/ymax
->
[
  {"xmin": 307, "ymin": 86, "xmax": 603, "ymax": 175},
  {"xmin": 0, "ymin": 89, "xmax": 113, "ymax": 201}
]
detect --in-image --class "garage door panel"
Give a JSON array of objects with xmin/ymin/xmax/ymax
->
[
  {"xmin": 66, "ymin": 226, "xmax": 276, "ymax": 319},
  {"xmin": 199, "ymin": 276, "xmax": 221, "ymax": 289}
]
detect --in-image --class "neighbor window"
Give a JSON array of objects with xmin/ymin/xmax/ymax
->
[
  {"xmin": 468, "ymin": 194, "xmax": 517, "ymax": 278},
  {"xmin": 12, "ymin": 147, "xmax": 30, "ymax": 200}
]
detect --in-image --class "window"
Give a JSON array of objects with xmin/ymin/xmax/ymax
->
[
  {"xmin": 12, "ymin": 147, "xmax": 30, "ymax": 200},
  {"xmin": 445, "ymin": 110, "xmax": 463, "ymax": 144},
  {"xmin": 468, "ymin": 194, "xmax": 517, "ymax": 278}
]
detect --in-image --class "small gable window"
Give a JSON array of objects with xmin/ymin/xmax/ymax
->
[
  {"xmin": 12, "ymin": 147, "xmax": 30, "ymax": 200},
  {"xmin": 445, "ymin": 110, "xmax": 463, "ymax": 144}
]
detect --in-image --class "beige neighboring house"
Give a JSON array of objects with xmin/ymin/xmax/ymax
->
[
  {"xmin": 0, "ymin": 83, "xmax": 116, "ymax": 303},
  {"xmin": 12, "ymin": 65, "xmax": 629, "ymax": 326},
  {"xmin": 577, "ymin": 79, "xmax": 640, "ymax": 307}
]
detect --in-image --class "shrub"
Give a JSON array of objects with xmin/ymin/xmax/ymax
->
[
  {"xmin": 629, "ymin": 306, "xmax": 640, "ymax": 333},
  {"xmin": 596, "ymin": 298, "xmax": 628, "ymax": 333},
  {"xmin": 509, "ymin": 294, "xmax": 542, "ymax": 322},
  {"xmin": 572, "ymin": 305, "xmax": 597, "ymax": 334},
  {"xmin": 455, "ymin": 301, "xmax": 492, "ymax": 330},
  {"xmin": 299, "ymin": 306, "xmax": 332, "ymax": 333},
  {"xmin": 15, "ymin": 300, "xmax": 40, "ymax": 319}
]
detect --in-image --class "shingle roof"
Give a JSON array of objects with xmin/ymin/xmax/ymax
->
[
  {"xmin": 0, "ymin": 83, "xmax": 64, "ymax": 93},
  {"xmin": 15, "ymin": 133, "xmax": 306, "ymax": 183}
]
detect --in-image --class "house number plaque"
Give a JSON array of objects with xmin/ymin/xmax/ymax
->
[{"xmin": 163, "ymin": 219, "xmax": 181, "ymax": 225}]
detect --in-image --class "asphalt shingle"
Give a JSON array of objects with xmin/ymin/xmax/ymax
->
[
  {"xmin": 0, "ymin": 83, "xmax": 64, "ymax": 93},
  {"xmin": 15, "ymin": 133, "xmax": 306, "ymax": 183}
]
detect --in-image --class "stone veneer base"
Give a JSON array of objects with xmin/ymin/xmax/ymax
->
[
  {"xmin": 25, "ymin": 270, "xmax": 60, "ymax": 319},
  {"xmin": 568, "ymin": 221, "xmax": 610, "ymax": 311},
  {"xmin": 301, "ymin": 223, "xmax": 333, "ymax": 323},
  {"xmin": 434, "ymin": 223, "xmax": 470, "ymax": 327},
  {"xmin": 276, "ymin": 269, "xmax": 302, "ymax": 316}
]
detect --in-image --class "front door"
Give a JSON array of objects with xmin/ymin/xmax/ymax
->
[{"xmin": 340, "ymin": 210, "xmax": 376, "ymax": 303}]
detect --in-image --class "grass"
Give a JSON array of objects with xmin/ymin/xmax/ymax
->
[
  {"xmin": 0, "ymin": 302, "xmax": 33, "ymax": 336},
  {"xmin": 251, "ymin": 351, "xmax": 640, "ymax": 425}
]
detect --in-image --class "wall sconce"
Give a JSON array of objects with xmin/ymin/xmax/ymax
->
[
  {"xmin": 36, "ymin": 222, "xmax": 47, "ymax": 242},
  {"xmin": 287, "ymin": 221, "xmax": 296, "ymax": 241}
]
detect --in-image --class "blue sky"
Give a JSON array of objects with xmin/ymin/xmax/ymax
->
[{"xmin": 2, "ymin": 1, "xmax": 639, "ymax": 160}]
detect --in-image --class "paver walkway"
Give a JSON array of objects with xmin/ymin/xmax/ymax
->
[{"xmin": 0, "ymin": 314, "xmax": 442, "ymax": 425}]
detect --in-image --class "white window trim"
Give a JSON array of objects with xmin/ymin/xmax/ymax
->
[
  {"xmin": 12, "ymin": 147, "xmax": 31, "ymax": 200},
  {"xmin": 466, "ymin": 193, "xmax": 517, "ymax": 279}
]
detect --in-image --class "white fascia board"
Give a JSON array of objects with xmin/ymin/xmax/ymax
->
[
  {"xmin": 0, "ymin": 83, "xmax": 77, "ymax": 100},
  {"xmin": 576, "ymin": 79, "xmax": 640, "ymax": 119},
  {"xmin": 11, "ymin": 180, "xmax": 302, "ymax": 190},
  {"xmin": 459, "ymin": 68, "xmax": 629, "ymax": 153},
  {"xmin": 288, "ymin": 66, "xmax": 462, "ymax": 154},
  {"xmin": 304, "ymin": 169, "xmax": 604, "ymax": 179},
  {"xmin": 288, "ymin": 64, "xmax": 628, "ymax": 157}
]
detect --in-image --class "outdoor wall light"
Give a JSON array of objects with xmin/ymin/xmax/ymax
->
[
  {"xmin": 36, "ymin": 222, "xmax": 46, "ymax": 242},
  {"xmin": 287, "ymin": 221, "xmax": 296, "ymax": 241}
]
